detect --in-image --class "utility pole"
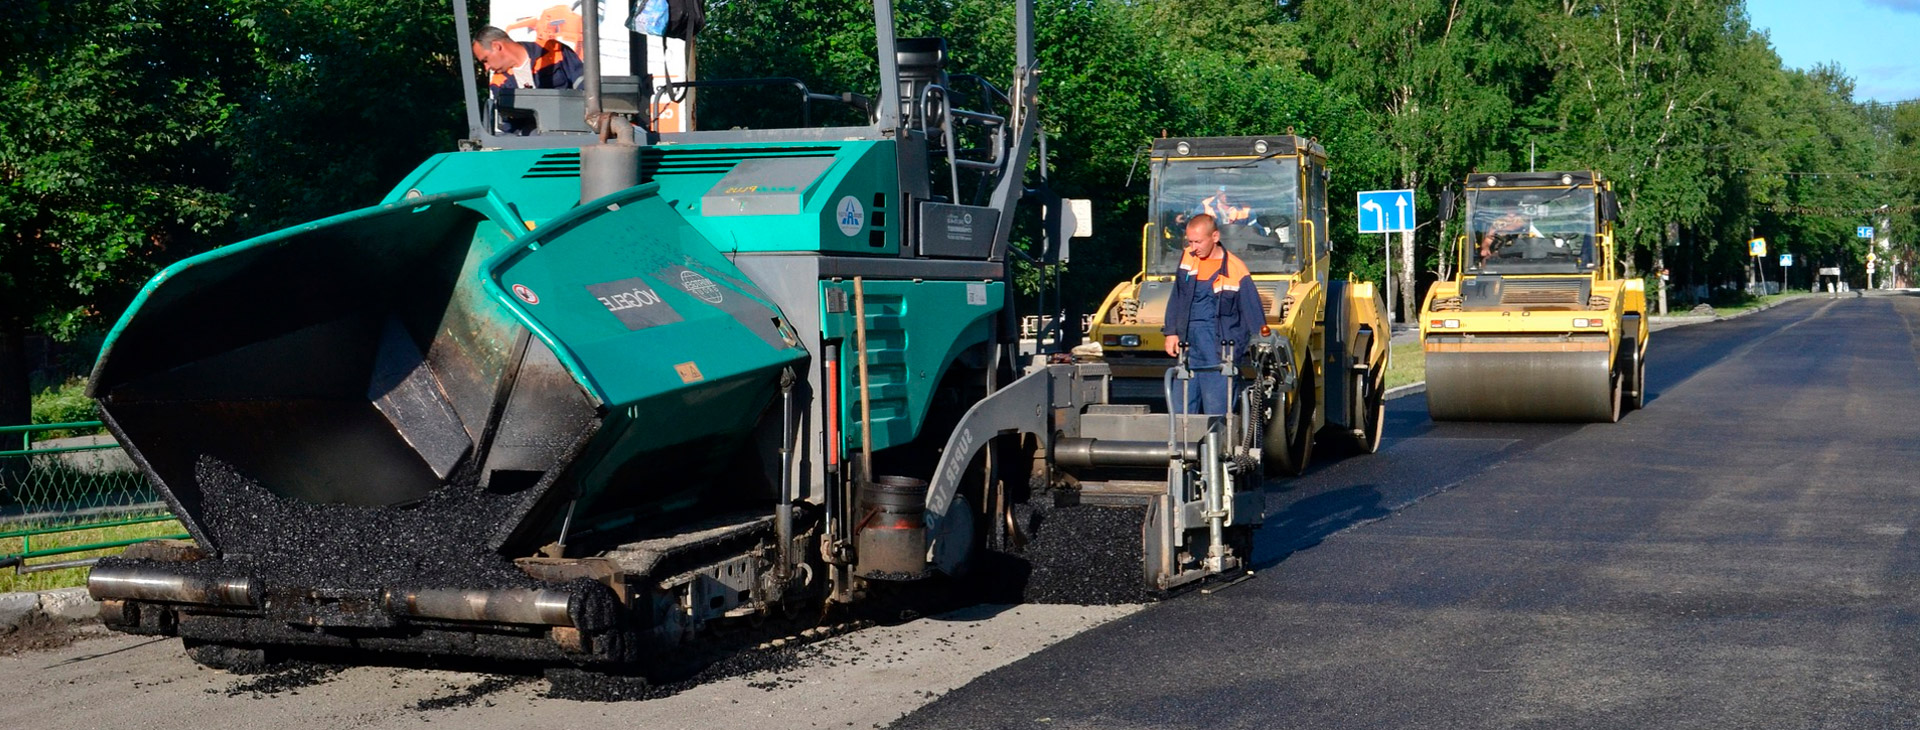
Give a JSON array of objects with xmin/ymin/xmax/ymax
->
[
  {"xmin": 1382, "ymin": 232, "xmax": 1394, "ymax": 323},
  {"xmin": 1861, "ymin": 212, "xmax": 1882, "ymax": 290},
  {"xmin": 1399, "ymin": 228, "xmax": 1414, "ymax": 323},
  {"xmin": 1658, "ymin": 222, "xmax": 1675, "ymax": 315}
]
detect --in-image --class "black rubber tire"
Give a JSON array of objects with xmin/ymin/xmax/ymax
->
[
  {"xmin": 1260, "ymin": 385, "xmax": 1293, "ymax": 475},
  {"xmin": 1292, "ymin": 368, "xmax": 1317, "ymax": 470},
  {"xmin": 1605, "ymin": 369, "xmax": 1623, "ymax": 424},
  {"xmin": 1352, "ymin": 369, "xmax": 1386, "ymax": 454},
  {"xmin": 182, "ymin": 638, "xmax": 273, "ymax": 674},
  {"xmin": 1264, "ymin": 367, "xmax": 1315, "ymax": 477},
  {"xmin": 1635, "ymin": 356, "xmax": 1647, "ymax": 410},
  {"xmin": 936, "ymin": 493, "xmax": 979, "ymax": 578},
  {"xmin": 1623, "ymin": 347, "xmax": 1646, "ymax": 412}
]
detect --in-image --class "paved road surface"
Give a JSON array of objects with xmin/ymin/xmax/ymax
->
[
  {"xmin": 897, "ymin": 294, "xmax": 1920, "ymax": 729},
  {"xmin": 4, "ymin": 294, "xmax": 1913, "ymax": 729}
]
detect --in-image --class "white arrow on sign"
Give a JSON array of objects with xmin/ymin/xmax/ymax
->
[
  {"xmin": 1361, "ymin": 199, "xmax": 1385, "ymax": 232},
  {"xmin": 1395, "ymin": 196, "xmax": 1408, "ymax": 230}
]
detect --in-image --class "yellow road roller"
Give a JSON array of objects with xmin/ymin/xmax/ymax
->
[
  {"xmin": 1085, "ymin": 135, "xmax": 1391, "ymax": 474},
  {"xmin": 1421, "ymin": 171, "xmax": 1649, "ymax": 422}
]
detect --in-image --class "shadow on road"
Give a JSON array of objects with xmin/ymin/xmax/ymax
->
[
  {"xmin": 1249, "ymin": 484, "xmax": 1391, "ymax": 571},
  {"xmin": 45, "ymin": 635, "xmax": 171, "ymax": 668},
  {"xmin": 1280, "ymin": 404, "xmax": 1445, "ymax": 486}
]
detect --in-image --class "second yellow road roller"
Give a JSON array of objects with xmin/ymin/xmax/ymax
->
[{"xmin": 1420, "ymin": 171, "xmax": 1649, "ymax": 422}]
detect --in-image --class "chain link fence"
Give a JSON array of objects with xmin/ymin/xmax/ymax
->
[{"xmin": 1, "ymin": 422, "xmax": 183, "ymax": 575}]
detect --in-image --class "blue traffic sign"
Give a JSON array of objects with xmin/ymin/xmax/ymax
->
[
  {"xmin": 1357, "ymin": 189, "xmax": 1416, "ymax": 234},
  {"xmin": 1779, "ymin": 253, "xmax": 1793, "ymax": 267},
  {"xmin": 1858, "ymin": 226, "xmax": 1875, "ymax": 239}
]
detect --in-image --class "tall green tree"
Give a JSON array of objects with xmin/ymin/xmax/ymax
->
[
  {"xmin": 0, "ymin": 0, "xmax": 248, "ymax": 428},
  {"xmin": 1525, "ymin": 0, "xmax": 1757, "ymax": 292},
  {"xmin": 0, "ymin": 0, "xmax": 466, "ymax": 427},
  {"xmin": 1742, "ymin": 67, "xmax": 1886, "ymax": 287},
  {"xmin": 224, "ymin": 0, "xmax": 466, "ymax": 235},
  {"xmin": 1297, "ymin": 0, "xmax": 1536, "ymax": 318},
  {"xmin": 1887, "ymin": 101, "xmax": 1920, "ymax": 284}
]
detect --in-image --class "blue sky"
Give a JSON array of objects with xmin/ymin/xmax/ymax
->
[{"xmin": 1747, "ymin": 0, "xmax": 1920, "ymax": 102}]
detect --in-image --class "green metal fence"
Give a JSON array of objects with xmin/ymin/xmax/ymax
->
[{"xmin": 0, "ymin": 422, "xmax": 185, "ymax": 574}]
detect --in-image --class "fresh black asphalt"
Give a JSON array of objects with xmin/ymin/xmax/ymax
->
[{"xmin": 897, "ymin": 294, "xmax": 1920, "ymax": 729}]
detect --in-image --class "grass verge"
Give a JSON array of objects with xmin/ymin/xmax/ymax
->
[
  {"xmin": 0, "ymin": 518, "xmax": 185, "ymax": 593},
  {"xmin": 1708, "ymin": 291, "xmax": 1806, "ymax": 318},
  {"xmin": 1386, "ymin": 341, "xmax": 1425, "ymax": 391}
]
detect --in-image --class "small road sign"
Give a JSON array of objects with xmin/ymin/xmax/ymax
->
[
  {"xmin": 1780, "ymin": 254, "xmax": 1793, "ymax": 267},
  {"xmin": 1858, "ymin": 226, "xmax": 1875, "ymax": 239},
  {"xmin": 1357, "ymin": 189, "xmax": 1416, "ymax": 234},
  {"xmin": 1749, "ymin": 237, "xmax": 1766, "ymax": 257}
]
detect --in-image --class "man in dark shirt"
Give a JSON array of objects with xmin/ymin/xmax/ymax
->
[{"xmin": 472, "ymin": 25, "xmax": 582, "ymax": 90}]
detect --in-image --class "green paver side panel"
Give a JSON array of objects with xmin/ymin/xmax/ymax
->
[{"xmin": 820, "ymin": 279, "xmax": 1004, "ymax": 455}]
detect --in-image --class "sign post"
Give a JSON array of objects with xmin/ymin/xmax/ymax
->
[
  {"xmin": 1748, "ymin": 237, "xmax": 1766, "ymax": 292},
  {"xmin": 1357, "ymin": 189, "xmax": 1417, "ymax": 323},
  {"xmin": 1859, "ymin": 227, "xmax": 1876, "ymax": 289},
  {"xmin": 1779, "ymin": 253, "xmax": 1791, "ymax": 293}
]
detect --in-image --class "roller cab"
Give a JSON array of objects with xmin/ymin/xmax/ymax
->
[{"xmin": 1422, "ymin": 172, "xmax": 1649, "ymax": 422}]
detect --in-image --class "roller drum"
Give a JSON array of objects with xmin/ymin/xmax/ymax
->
[{"xmin": 1425, "ymin": 338, "xmax": 1617, "ymax": 422}]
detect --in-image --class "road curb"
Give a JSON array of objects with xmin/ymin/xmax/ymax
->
[
  {"xmin": 1384, "ymin": 382, "xmax": 1425, "ymax": 401},
  {"xmin": 0, "ymin": 588, "xmax": 98, "ymax": 633},
  {"xmin": 1650, "ymin": 293, "xmax": 1814, "ymax": 330}
]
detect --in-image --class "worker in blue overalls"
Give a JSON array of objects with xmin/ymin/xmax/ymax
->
[{"xmin": 1160, "ymin": 213, "xmax": 1268, "ymax": 415}]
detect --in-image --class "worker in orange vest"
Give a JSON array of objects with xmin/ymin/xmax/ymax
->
[{"xmin": 1161, "ymin": 214, "xmax": 1266, "ymax": 415}]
